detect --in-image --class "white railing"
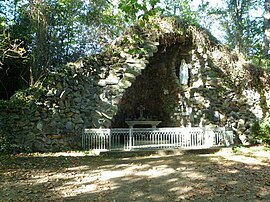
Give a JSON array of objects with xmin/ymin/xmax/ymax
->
[{"xmin": 82, "ymin": 127, "xmax": 234, "ymax": 151}]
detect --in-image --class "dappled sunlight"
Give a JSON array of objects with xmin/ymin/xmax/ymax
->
[
  {"xmin": 169, "ymin": 186, "xmax": 193, "ymax": 194},
  {"xmin": 180, "ymin": 170, "xmax": 206, "ymax": 180},
  {"xmin": 65, "ymin": 165, "xmax": 90, "ymax": 171},
  {"xmin": 100, "ymin": 170, "xmax": 129, "ymax": 181},
  {"xmin": 51, "ymin": 155, "xmax": 210, "ymax": 199},
  {"xmin": 226, "ymin": 169, "xmax": 239, "ymax": 174},
  {"xmin": 136, "ymin": 167, "xmax": 175, "ymax": 178},
  {"xmin": 212, "ymin": 149, "xmax": 269, "ymax": 166},
  {"xmin": 74, "ymin": 184, "xmax": 97, "ymax": 194},
  {"xmin": 1, "ymin": 149, "xmax": 270, "ymax": 201},
  {"xmin": 252, "ymin": 150, "xmax": 270, "ymax": 158},
  {"xmin": 166, "ymin": 178, "xmax": 178, "ymax": 183},
  {"xmin": 221, "ymin": 154, "xmax": 267, "ymax": 165}
]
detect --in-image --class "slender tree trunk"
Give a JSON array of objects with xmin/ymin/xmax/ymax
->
[
  {"xmin": 232, "ymin": 0, "xmax": 247, "ymax": 54},
  {"xmin": 264, "ymin": 0, "xmax": 270, "ymax": 58},
  {"xmin": 29, "ymin": 0, "xmax": 49, "ymax": 84},
  {"xmin": 234, "ymin": 3, "xmax": 243, "ymax": 53}
]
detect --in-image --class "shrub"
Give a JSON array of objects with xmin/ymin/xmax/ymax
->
[
  {"xmin": 0, "ymin": 100, "xmax": 11, "ymax": 154},
  {"xmin": 0, "ymin": 133, "xmax": 10, "ymax": 154},
  {"xmin": 232, "ymin": 144, "xmax": 247, "ymax": 153},
  {"xmin": 251, "ymin": 114, "xmax": 270, "ymax": 145}
]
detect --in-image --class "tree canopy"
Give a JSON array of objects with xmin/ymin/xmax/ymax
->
[{"xmin": 0, "ymin": 0, "xmax": 268, "ymax": 100}]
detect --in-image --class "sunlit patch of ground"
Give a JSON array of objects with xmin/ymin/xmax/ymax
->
[{"xmin": 0, "ymin": 146, "xmax": 269, "ymax": 202}]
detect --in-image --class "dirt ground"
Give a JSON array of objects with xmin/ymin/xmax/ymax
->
[{"xmin": 0, "ymin": 146, "xmax": 270, "ymax": 202}]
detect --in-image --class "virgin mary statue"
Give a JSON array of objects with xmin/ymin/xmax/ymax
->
[{"xmin": 179, "ymin": 59, "xmax": 189, "ymax": 85}]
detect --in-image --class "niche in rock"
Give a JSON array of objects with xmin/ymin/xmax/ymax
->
[{"xmin": 112, "ymin": 43, "xmax": 193, "ymax": 128}]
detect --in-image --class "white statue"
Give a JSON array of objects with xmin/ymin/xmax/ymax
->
[{"xmin": 179, "ymin": 59, "xmax": 189, "ymax": 85}]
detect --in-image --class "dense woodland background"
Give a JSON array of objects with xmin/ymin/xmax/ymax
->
[{"xmin": 0, "ymin": 0, "xmax": 269, "ymax": 100}]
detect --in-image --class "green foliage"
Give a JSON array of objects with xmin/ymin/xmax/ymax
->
[
  {"xmin": 232, "ymin": 144, "xmax": 248, "ymax": 153},
  {"xmin": 0, "ymin": 100, "xmax": 10, "ymax": 154},
  {"xmin": 215, "ymin": 0, "xmax": 264, "ymax": 60},
  {"xmin": 163, "ymin": 0, "xmax": 199, "ymax": 25},
  {"xmin": 10, "ymin": 88, "xmax": 41, "ymax": 105},
  {"xmin": 0, "ymin": 133, "xmax": 11, "ymax": 154},
  {"xmin": 252, "ymin": 58, "xmax": 270, "ymax": 69},
  {"xmin": 0, "ymin": 100, "xmax": 10, "ymax": 110},
  {"xmin": 0, "ymin": 0, "xmax": 31, "ymax": 99},
  {"xmin": 0, "ymin": 0, "xmax": 268, "ymax": 99},
  {"xmin": 118, "ymin": 0, "xmax": 162, "ymax": 23},
  {"xmin": 251, "ymin": 114, "xmax": 270, "ymax": 145},
  {"xmin": 232, "ymin": 144, "xmax": 270, "ymax": 154}
]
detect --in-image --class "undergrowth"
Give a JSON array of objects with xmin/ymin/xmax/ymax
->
[{"xmin": 250, "ymin": 114, "xmax": 270, "ymax": 145}]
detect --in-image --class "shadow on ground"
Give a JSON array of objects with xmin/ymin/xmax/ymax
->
[{"xmin": 0, "ymin": 148, "xmax": 270, "ymax": 202}]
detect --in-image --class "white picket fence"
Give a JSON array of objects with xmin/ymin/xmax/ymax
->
[{"xmin": 82, "ymin": 127, "xmax": 234, "ymax": 151}]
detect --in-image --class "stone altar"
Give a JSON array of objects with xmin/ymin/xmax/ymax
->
[
  {"xmin": 125, "ymin": 105, "xmax": 161, "ymax": 128},
  {"xmin": 125, "ymin": 120, "xmax": 162, "ymax": 128}
]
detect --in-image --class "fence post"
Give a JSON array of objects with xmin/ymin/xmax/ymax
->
[
  {"xmin": 225, "ymin": 130, "xmax": 234, "ymax": 146},
  {"xmin": 129, "ymin": 127, "xmax": 133, "ymax": 150},
  {"xmin": 222, "ymin": 127, "xmax": 226, "ymax": 146},
  {"xmin": 82, "ymin": 128, "xmax": 85, "ymax": 150},
  {"xmin": 205, "ymin": 127, "xmax": 214, "ymax": 147},
  {"xmin": 109, "ymin": 129, "xmax": 112, "ymax": 150}
]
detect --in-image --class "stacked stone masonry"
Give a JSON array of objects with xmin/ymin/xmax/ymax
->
[{"xmin": 0, "ymin": 18, "xmax": 269, "ymax": 152}]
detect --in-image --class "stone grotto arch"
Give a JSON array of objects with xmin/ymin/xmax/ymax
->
[{"xmin": 1, "ymin": 17, "xmax": 270, "ymax": 152}]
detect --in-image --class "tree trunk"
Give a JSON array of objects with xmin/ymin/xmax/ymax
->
[
  {"xmin": 29, "ymin": 0, "xmax": 49, "ymax": 84},
  {"xmin": 264, "ymin": 0, "xmax": 270, "ymax": 58},
  {"xmin": 234, "ymin": 1, "xmax": 243, "ymax": 53}
]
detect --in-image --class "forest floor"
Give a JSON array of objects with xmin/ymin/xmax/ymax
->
[{"xmin": 0, "ymin": 146, "xmax": 270, "ymax": 202}]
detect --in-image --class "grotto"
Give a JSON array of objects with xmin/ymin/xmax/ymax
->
[{"xmin": 1, "ymin": 17, "xmax": 270, "ymax": 152}]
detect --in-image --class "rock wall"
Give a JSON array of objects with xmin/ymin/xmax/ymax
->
[
  {"xmin": 0, "ymin": 25, "xmax": 159, "ymax": 152},
  {"xmin": 112, "ymin": 38, "xmax": 270, "ymax": 145},
  {"xmin": 1, "ymin": 17, "xmax": 270, "ymax": 152}
]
